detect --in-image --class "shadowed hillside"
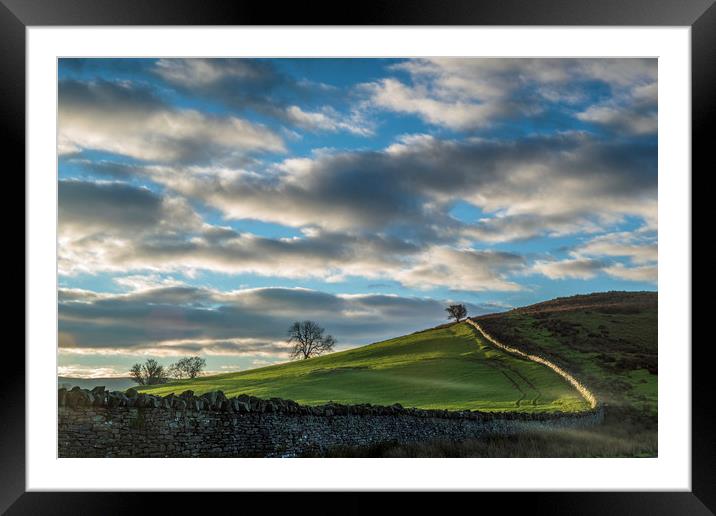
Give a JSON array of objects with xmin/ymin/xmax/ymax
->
[
  {"xmin": 475, "ymin": 291, "xmax": 657, "ymax": 419},
  {"xmin": 489, "ymin": 290, "xmax": 657, "ymax": 316}
]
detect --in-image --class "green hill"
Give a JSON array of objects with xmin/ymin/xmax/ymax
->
[
  {"xmin": 306, "ymin": 291, "xmax": 658, "ymax": 458},
  {"xmin": 139, "ymin": 322, "xmax": 589, "ymax": 413}
]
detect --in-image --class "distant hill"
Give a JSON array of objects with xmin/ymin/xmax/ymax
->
[{"xmin": 58, "ymin": 376, "xmax": 138, "ymax": 391}]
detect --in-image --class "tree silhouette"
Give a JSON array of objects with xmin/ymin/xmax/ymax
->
[
  {"xmin": 288, "ymin": 321, "xmax": 336, "ymax": 360},
  {"xmin": 445, "ymin": 304, "xmax": 468, "ymax": 323},
  {"xmin": 169, "ymin": 356, "xmax": 206, "ymax": 379},
  {"xmin": 129, "ymin": 358, "xmax": 168, "ymax": 385}
]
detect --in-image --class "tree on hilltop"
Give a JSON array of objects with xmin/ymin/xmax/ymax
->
[
  {"xmin": 129, "ymin": 358, "xmax": 168, "ymax": 385},
  {"xmin": 446, "ymin": 304, "xmax": 468, "ymax": 323},
  {"xmin": 169, "ymin": 356, "xmax": 206, "ymax": 379},
  {"xmin": 288, "ymin": 320, "xmax": 336, "ymax": 360}
]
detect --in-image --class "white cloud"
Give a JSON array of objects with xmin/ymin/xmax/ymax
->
[
  {"xmin": 59, "ymin": 79, "xmax": 285, "ymax": 162},
  {"xmin": 531, "ymin": 258, "xmax": 604, "ymax": 280},
  {"xmin": 530, "ymin": 230, "xmax": 657, "ymax": 283},
  {"xmin": 154, "ymin": 58, "xmax": 267, "ymax": 87},
  {"xmin": 58, "ymin": 365, "xmax": 127, "ymax": 378},
  {"xmin": 577, "ymin": 104, "xmax": 657, "ymax": 135},
  {"xmin": 396, "ymin": 246, "xmax": 524, "ymax": 291},
  {"xmin": 363, "ymin": 58, "xmax": 657, "ymax": 132},
  {"xmin": 285, "ymin": 105, "xmax": 373, "ymax": 135},
  {"xmin": 113, "ymin": 274, "xmax": 186, "ymax": 292},
  {"xmin": 576, "ymin": 231, "xmax": 657, "ymax": 265},
  {"xmin": 604, "ymin": 263, "xmax": 658, "ymax": 282},
  {"xmin": 365, "ymin": 78, "xmax": 497, "ymax": 130}
]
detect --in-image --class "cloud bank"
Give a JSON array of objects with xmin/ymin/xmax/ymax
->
[{"xmin": 59, "ymin": 285, "xmax": 496, "ymax": 358}]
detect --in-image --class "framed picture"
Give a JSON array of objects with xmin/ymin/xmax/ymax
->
[{"xmin": 6, "ymin": 0, "xmax": 709, "ymax": 512}]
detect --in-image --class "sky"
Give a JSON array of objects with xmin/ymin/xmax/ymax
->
[{"xmin": 57, "ymin": 58, "xmax": 657, "ymax": 378}]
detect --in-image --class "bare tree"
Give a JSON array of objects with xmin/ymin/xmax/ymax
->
[
  {"xmin": 445, "ymin": 304, "xmax": 468, "ymax": 323},
  {"xmin": 129, "ymin": 364, "xmax": 144, "ymax": 384},
  {"xmin": 169, "ymin": 356, "xmax": 206, "ymax": 379},
  {"xmin": 129, "ymin": 358, "xmax": 168, "ymax": 385},
  {"xmin": 288, "ymin": 321, "xmax": 336, "ymax": 360}
]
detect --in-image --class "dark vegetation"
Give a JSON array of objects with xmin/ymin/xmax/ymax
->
[
  {"xmin": 130, "ymin": 359, "xmax": 167, "ymax": 385},
  {"xmin": 169, "ymin": 356, "xmax": 207, "ymax": 379},
  {"xmin": 308, "ymin": 424, "xmax": 657, "ymax": 458},
  {"xmin": 130, "ymin": 356, "xmax": 206, "ymax": 385}
]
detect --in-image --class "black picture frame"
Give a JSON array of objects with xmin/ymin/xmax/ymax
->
[{"xmin": 3, "ymin": 0, "xmax": 708, "ymax": 513}]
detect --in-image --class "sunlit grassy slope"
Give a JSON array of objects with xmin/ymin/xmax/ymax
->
[{"xmin": 139, "ymin": 323, "xmax": 588, "ymax": 412}]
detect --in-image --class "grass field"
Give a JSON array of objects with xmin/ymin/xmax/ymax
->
[{"xmin": 139, "ymin": 322, "xmax": 588, "ymax": 412}]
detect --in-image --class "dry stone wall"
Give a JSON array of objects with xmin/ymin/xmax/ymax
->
[
  {"xmin": 58, "ymin": 386, "xmax": 604, "ymax": 457},
  {"xmin": 466, "ymin": 319, "xmax": 600, "ymax": 409}
]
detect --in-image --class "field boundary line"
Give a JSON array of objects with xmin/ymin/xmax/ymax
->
[{"xmin": 465, "ymin": 319, "xmax": 599, "ymax": 410}]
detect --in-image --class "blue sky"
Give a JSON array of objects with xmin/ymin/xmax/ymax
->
[{"xmin": 57, "ymin": 58, "xmax": 657, "ymax": 378}]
